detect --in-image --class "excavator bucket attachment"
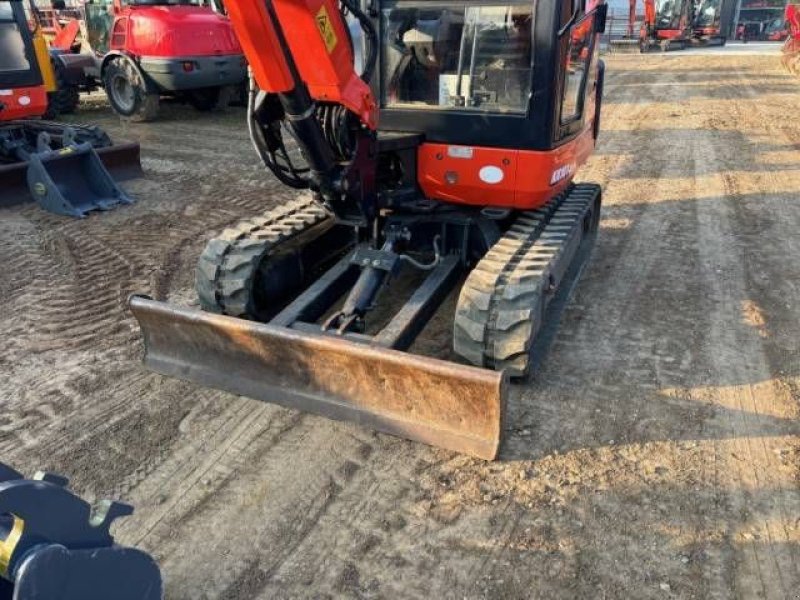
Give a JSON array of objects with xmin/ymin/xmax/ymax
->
[
  {"xmin": 0, "ymin": 121, "xmax": 141, "ymax": 215},
  {"xmin": 608, "ymin": 38, "xmax": 640, "ymax": 53},
  {"xmin": 130, "ymin": 295, "xmax": 506, "ymax": 460},
  {"xmin": 26, "ymin": 142, "xmax": 134, "ymax": 218},
  {"xmin": 0, "ymin": 461, "xmax": 162, "ymax": 600},
  {"xmin": 0, "ymin": 142, "xmax": 141, "ymax": 203}
]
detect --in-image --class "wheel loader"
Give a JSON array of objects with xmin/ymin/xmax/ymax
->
[
  {"xmin": 131, "ymin": 0, "xmax": 608, "ymax": 459},
  {"xmin": 0, "ymin": 0, "xmax": 139, "ymax": 217}
]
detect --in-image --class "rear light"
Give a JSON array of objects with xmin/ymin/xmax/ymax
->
[{"xmin": 182, "ymin": 61, "xmax": 195, "ymax": 72}]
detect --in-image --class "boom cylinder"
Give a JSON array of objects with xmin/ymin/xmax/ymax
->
[{"xmin": 262, "ymin": 0, "xmax": 340, "ymax": 198}]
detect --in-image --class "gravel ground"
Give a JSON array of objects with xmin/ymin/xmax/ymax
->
[{"xmin": 1, "ymin": 53, "xmax": 798, "ymax": 599}]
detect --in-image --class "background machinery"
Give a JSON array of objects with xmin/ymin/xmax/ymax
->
[
  {"xmin": 0, "ymin": 0, "xmax": 139, "ymax": 217},
  {"xmin": 782, "ymin": 4, "xmax": 800, "ymax": 74},
  {"xmin": 130, "ymin": 0, "xmax": 607, "ymax": 459},
  {"xmin": 27, "ymin": 0, "xmax": 101, "ymax": 118},
  {"xmin": 640, "ymin": 0, "xmax": 694, "ymax": 51},
  {"xmin": 79, "ymin": 0, "xmax": 248, "ymax": 121},
  {"xmin": 691, "ymin": 0, "xmax": 728, "ymax": 45},
  {"xmin": 0, "ymin": 461, "xmax": 162, "ymax": 600}
]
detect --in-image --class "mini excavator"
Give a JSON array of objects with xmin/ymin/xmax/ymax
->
[
  {"xmin": 131, "ymin": 0, "xmax": 607, "ymax": 459},
  {"xmin": 639, "ymin": 0, "xmax": 694, "ymax": 51}
]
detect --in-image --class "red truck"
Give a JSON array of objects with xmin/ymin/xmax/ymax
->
[{"xmin": 82, "ymin": 0, "xmax": 246, "ymax": 121}]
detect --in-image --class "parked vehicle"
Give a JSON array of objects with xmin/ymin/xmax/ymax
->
[{"xmin": 81, "ymin": 0, "xmax": 247, "ymax": 121}]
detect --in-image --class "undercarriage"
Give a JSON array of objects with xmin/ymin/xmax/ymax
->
[{"xmin": 131, "ymin": 182, "xmax": 601, "ymax": 459}]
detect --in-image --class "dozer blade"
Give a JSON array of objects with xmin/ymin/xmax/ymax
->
[
  {"xmin": 26, "ymin": 142, "xmax": 134, "ymax": 218},
  {"xmin": 130, "ymin": 295, "xmax": 506, "ymax": 460},
  {"xmin": 0, "ymin": 142, "xmax": 141, "ymax": 211}
]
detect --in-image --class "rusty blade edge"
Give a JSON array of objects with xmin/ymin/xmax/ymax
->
[{"xmin": 129, "ymin": 295, "xmax": 507, "ymax": 460}]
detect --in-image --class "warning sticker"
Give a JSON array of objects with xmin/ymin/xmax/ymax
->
[{"xmin": 315, "ymin": 5, "xmax": 338, "ymax": 53}]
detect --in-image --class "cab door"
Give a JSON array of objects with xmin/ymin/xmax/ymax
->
[{"xmin": 555, "ymin": 2, "xmax": 604, "ymax": 142}]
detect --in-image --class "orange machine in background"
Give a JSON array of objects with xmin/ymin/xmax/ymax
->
[{"xmin": 783, "ymin": 4, "xmax": 800, "ymax": 74}]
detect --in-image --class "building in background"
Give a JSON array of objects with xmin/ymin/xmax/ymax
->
[{"xmin": 734, "ymin": 0, "xmax": 791, "ymax": 40}]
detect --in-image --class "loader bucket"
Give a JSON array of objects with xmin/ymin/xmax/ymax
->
[
  {"xmin": 26, "ymin": 142, "xmax": 134, "ymax": 218},
  {"xmin": 130, "ymin": 295, "xmax": 506, "ymax": 460}
]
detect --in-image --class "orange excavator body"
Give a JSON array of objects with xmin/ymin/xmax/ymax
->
[
  {"xmin": 224, "ymin": 0, "xmax": 377, "ymax": 127},
  {"xmin": 223, "ymin": 0, "xmax": 600, "ymax": 211},
  {"xmin": 130, "ymin": 0, "xmax": 608, "ymax": 459}
]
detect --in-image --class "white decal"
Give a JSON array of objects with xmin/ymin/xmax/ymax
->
[
  {"xmin": 550, "ymin": 163, "xmax": 575, "ymax": 185},
  {"xmin": 479, "ymin": 166, "xmax": 504, "ymax": 184},
  {"xmin": 447, "ymin": 146, "xmax": 474, "ymax": 159},
  {"xmin": 0, "ymin": 90, "xmax": 12, "ymax": 96}
]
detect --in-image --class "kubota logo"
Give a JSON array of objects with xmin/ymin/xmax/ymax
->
[{"xmin": 550, "ymin": 163, "xmax": 575, "ymax": 186}]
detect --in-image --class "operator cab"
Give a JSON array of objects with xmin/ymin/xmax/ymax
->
[
  {"xmin": 381, "ymin": 5, "xmax": 533, "ymax": 113},
  {"xmin": 373, "ymin": 0, "xmax": 606, "ymax": 151},
  {"xmin": 655, "ymin": 0, "xmax": 684, "ymax": 28}
]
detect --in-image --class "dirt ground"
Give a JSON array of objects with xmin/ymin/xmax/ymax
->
[{"xmin": 1, "ymin": 53, "xmax": 799, "ymax": 599}]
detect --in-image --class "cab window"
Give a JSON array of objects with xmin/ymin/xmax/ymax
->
[
  {"xmin": 0, "ymin": 6, "xmax": 30, "ymax": 72},
  {"xmin": 381, "ymin": 2, "xmax": 534, "ymax": 114}
]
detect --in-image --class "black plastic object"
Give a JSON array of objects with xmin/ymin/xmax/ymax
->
[
  {"xmin": 0, "ymin": 462, "xmax": 162, "ymax": 600},
  {"xmin": 26, "ymin": 141, "xmax": 134, "ymax": 218}
]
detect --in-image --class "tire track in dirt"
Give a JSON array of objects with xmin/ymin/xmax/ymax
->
[
  {"xmin": 698, "ymin": 60, "xmax": 800, "ymax": 598},
  {"xmin": 0, "ymin": 161, "xmax": 296, "ymax": 491},
  {"xmin": 120, "ymin": 409, "xmax": 382, "ymax": 599}
]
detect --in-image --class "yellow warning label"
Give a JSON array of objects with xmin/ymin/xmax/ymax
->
[{"xmin": 315, "ymin": 5, "xmax": 338, "ymax": 53}]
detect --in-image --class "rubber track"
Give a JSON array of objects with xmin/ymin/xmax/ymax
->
[
  {"xmin": 453, "ymin": 183, "xmax": 601, "ymax": 377},
  {"xmin": 196, "ymin": 196, "xmax": 331, "ymax": 317}
]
